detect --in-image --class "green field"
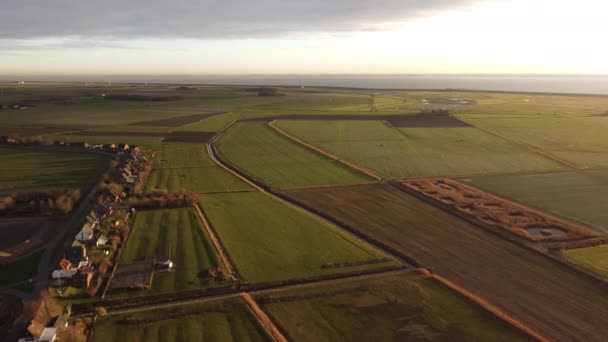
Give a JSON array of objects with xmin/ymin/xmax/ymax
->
[
  {"xmin": 199, "ymin": 192, "xmax": 397, "ymax": 282},
  {"xmin": 216, "ymin": 122, "xmax": 373, "ymax": 188},
  {"xmin": 562, "ymin": 245, "xmax": 608, "ymax": 278},
  {"xmin": 274, "ymin": 120, "xmax": 562, "ymax": 179},
  {"xmin": 461, "ymin": 116, "xmax": 608, "ymax": 168},
  {"xmin": 147, "ymin": 143, "xmax": 251, "ymax": 194},
  {"xmin": 120, "ymin": 208, "xmax": 223, "ymax": 293},
  {"xmin": 262, "ymin": 273, "xmax": 531, "ymax": 341},
  {"xmin": 177, "ymin": 112, "xmax": 242, "ymax": 132},
  {"xmin": 0, "ymin": 148, "xmax": 108, "ymax": 189},
  {"xmin": 461, "ymin": 169, "xmax": 608, "ymax": 232},
  {"xmin": 93, "ymin": 297, "xmax": 270, "ymax": 342}
]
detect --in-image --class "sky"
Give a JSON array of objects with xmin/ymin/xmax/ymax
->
[{"xmin": 1, "ymin": 0, "xmax": 607, "ymax": 75}]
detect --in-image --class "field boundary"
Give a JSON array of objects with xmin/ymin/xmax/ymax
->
[
  {"xmin": 420, "ymin": 269, "xmax": 549, "ymax": 342},
  {"xmin": 267, "ymin": 120, "xmax": 382, "ymax": 181},
  {"xmin": 193, "ymin": 204, "xmax": 239, "ymax": 280},
  {"xmin": 240, "ymin": 292, "xmax": 288, "ymax": 342},
  {"xmin": 460, "ymin": 118, "xmax": 578, "ymax": 169}
]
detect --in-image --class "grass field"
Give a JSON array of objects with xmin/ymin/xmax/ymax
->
[
  {"xmin": 0, "ymin": 148, "xmax": 108, "ymax": 189},
  {"xmin": 216, "ymin": 122, "xmax": 373, "ymax": 188},
  {"xmin": 562, "ymin": 245, "xmax": 608, "ymax": 278},
  {"xmin": 119, "ymin": 208, "xmax": 223, "ymax": 293},
  {"xmin": 93, "ymin": 297, "xmax": 270, "ymax": 342},
  {"xmin": 274, "ymin": 120, "xmax": 562, "ymax": 179},
  {"xmin": 261, "ymin": 273, "xmax": 531, "ymax": 341},
  {"xmin": 176, "ymin": 112, "xmax": 242, "ymax": 132},
  {"xmin": 147, "ymin": 143, "xmax": 251, "ymax": 194},
  {"xmin": 461, "ymin": 169, "xmax": 608, "ymax": 232},
  {"xmin": 199, "ymin": 192, "xmax": 397, "ymax": 282},
  {"xmin": 281, "ymin": 184, "xmax": 608, "ymax": 342},
  {"xmin": 461, "ymin": 116, "xmax": 608, "ymax": 168}
]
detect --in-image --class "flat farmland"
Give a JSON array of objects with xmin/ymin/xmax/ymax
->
[
  {"xmin": 177, "ymin": 112, "xmax": 242, "ymax": 132},
  {"xmin": 147, "ymin": 143, "xmax": 251, "ymax": 193},
  {"xmin": 461, "ymin": 169, "xmax": 608, "ymax": 232},
  {"xmin": 260, "ymin": 273, "xmax": 531, "ymax": 342},
  {"xmin": 119, "ymin": 208, "xmax": 223, "ymax": 293},
  {"xmin": 281, "ymin": 184, "xmax": 608, "ymax": 342},
  {"xmin": 93, "ymin": 297, "xmax": 270, "ymax": 342},
  {"xmin": 216, "ymin": 122, "xmax": 373, "ymax": 188},
  {"xmin": 199, "ymin": 192, "xmax": 397, "ymax": 283},
  {"xmin": 562, "ymin": 244, "xmax": 608, "ymax": 278},
  {"xmin": 0, "ymin": 148, "xmax": 108, "ymax": 189},
  {"xmin": 274, "ymin": 120, "xmax": 562, "ymax": 179},
  {"xmin": 146, "ymin": 167, "xmax": 251, "ymax": 194},
  {"xmin": 461, "ymin": 116, "xmax": 608, "ymax": 168}
]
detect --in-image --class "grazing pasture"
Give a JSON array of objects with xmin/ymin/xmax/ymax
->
[
  {"xmin": 461, "ymin": 169, "xmax": 608, "ymax": 232},
  {"xmin": 119, "ymin": 208, "xmax": 223, "ymax": 293},
  {"xmin": 216, "ymin": 122, "xmax": 373, "ymax": 188},
  {"xmin": 274, "ymin": 120, "xmax": 562, "ymax": 179},
  {"xmin": 92, "ymin": 297, "xmax": 270, "ymax": 342},
  {"xmin": 281, "ymin": 184, "xmax": 608, "ymax": 342},
  {"xmin": 260, "ymin": 273, "xmax": 531, "ymax": 342},
  {"xmin": 562, "ymin": 244, "xmax": 608, "ymax": 278},
  {"xmin": 176, "ymin": 112, "xmax": 242, "ymax": 132},
  {"xmin": 0, "ymin": 148, "xmax": 108, "ymax": 189},
  {"xmin": 461, "ymin": 116, "xmax": 608, "ymax": 168},
  {"xmin": 199, "ymin": 192, "xmax": 397, "ymax": 282}
]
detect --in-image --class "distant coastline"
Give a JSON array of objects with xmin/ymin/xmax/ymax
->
[{"xmin": 2, "ymin": 74, "xmax": 608, "ymax": 95}]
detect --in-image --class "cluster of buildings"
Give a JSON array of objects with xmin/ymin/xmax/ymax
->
[{"xmin": 51, "ymin": 204, "xmax": 114, "ymax": 288}]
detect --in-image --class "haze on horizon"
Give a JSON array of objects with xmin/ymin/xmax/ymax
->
[{"xmin": 1, "ymin": 0, "xmax": 607, "ymax": 76}]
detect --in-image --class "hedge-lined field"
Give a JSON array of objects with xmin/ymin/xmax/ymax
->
[
  {"xmin": 261, "ymin": 273, "xmax": 531, "ymax": 341},
  {"xmin": 93, "ymin": 297, "xmax": 270, "ymax": 342},
  {"xmin": 199, "ymin": 191, "xmax": 397, "ymax": 282},
  {"xmin": 120, "ymin": 208, "xmax": 223, "ymax": 293},
  {"xmin": 274, "ymin": 120, "xmax": 562, "ymax": 179},
  {"xmin": 216, "ymin": 122, "xmax": 373, "ymax": 188}
]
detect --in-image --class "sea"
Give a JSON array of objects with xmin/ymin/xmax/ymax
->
[{"xmin": 3, "ymin": 75, "xmax": 608, "ymax": 95}]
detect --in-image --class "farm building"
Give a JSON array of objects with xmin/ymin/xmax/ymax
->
[{"xmin": 108, "ymin": 261, "xmax": 154, "ymax": 290}]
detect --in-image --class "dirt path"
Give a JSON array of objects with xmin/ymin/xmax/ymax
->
[
  {"xmin": 241, "ymin": 292, "xmax": 288, "ymax": 342},
  {"xmin": 268, "ymin": 120, "xmax": 382, "ymax": 181},
  {"xmin": 193, "ymin": 204, "xmax": 239, "ymax": 280}
]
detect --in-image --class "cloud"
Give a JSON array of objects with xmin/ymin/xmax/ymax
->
[{"xmin": 1, "ymin": 0, "xmax": 476, "ymax": 40}]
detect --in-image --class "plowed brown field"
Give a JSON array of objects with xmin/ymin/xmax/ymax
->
[{"xmin": 280, "ymin": 184, "xmax": 608, "ymax": 342}]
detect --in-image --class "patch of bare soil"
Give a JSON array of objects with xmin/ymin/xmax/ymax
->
[
  {"xmin": 0, "ymin": 218, "xmax": 59, "ymax": 263},
  {"xmin": 402, "ymin": 179, "xmax": 599, "ymax": 242},
  {"xmin": 161, "ymin": 131, "xmax": 216, "ymax": 143},
  {"xmin": 129, "ymin": 111, "xmax": 226, "ymax": 127}
]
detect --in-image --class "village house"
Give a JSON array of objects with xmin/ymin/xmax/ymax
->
[
  {"xmin": 75, "ymin": 222, "xmax": 95, "ymax": 242},
  {"xmin": 96, "ymin": 235, "xmax": 108, "ymax": 247},
  {"xmin": 72, "ymin": 266, "xmax": 94, "ymax": 288},
  {"xmin": 51, "ymin": 259, "xmax": 76, "ymax": 280},
  {"xmin": 64, "ymin": 245, "xmax": 88, "ymax": 268}
]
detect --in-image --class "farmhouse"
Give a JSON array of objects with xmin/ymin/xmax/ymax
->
[
  {"xmin": 96, "ymin": 235, "xmax": 108, "ymax": 247},
  {"xmin": 64, "ymin": 245, "xmax": 88, "ymax": 268}
]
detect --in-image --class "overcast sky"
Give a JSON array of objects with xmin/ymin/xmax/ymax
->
[{"xmin": 1, "ymin": 0, "xmax": 607, "ymax": 75}]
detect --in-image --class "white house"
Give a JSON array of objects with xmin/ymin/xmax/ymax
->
[
  {"xmin": 96, "ymin": 235, "xmax": 108, "ymax": 247},
  {"xmin": 51, "ymin": 269, "xmax": 76, "ymax": 279},
  {"xmin": 75, "ymin": 223, "xmax": 94, "ymax": 242}
]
